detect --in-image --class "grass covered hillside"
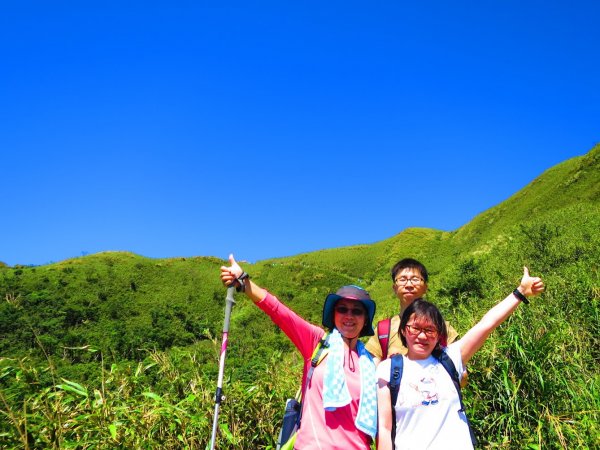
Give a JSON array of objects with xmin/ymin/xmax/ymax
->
[{"xmin": 1, "ymin": 144, "xmax": 599, "ymax": 449}]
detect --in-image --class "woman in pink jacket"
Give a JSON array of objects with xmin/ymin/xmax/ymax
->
[{"xmin": 221, "ymin": 254, "xmax": 378, "ymax": 449}]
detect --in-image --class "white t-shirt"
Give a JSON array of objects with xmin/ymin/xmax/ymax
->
[{"xmin": 376, "ymin": 344, "xmax": 473, "ymax": 450}]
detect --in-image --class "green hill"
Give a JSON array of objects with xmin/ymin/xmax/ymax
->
[{"xmin": 1, "ymin": 144, "xmax": 599, "ymax": 449}]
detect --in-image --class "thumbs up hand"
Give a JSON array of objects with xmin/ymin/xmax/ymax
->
[
  {"xmin": 518, "ymin": 266, "xmax": 545, "ymax": 298},
  {"xmin": 220, "ymin": 253, "xmax": 243, "ymax": 287}
]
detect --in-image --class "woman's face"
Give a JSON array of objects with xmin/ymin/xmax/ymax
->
[
  {"xmin": 401, "ymin": 313, "xmax": 440, "ymax": 360},
  {"xmin": 333, "ymin": 299, "xmax": 366, "ymax": 340}
]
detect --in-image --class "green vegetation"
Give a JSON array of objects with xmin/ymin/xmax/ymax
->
[{"xmin": 1, "ymin": 144, "xmax": 599, "ymax": 449}]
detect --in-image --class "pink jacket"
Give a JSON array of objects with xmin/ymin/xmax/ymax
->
[{"xmin": 257, "ymin": 292, "xmax": 372, "ymax": 449}]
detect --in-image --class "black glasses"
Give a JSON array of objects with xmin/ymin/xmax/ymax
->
[
  {"xmin": 335, "ymin": 306, "xmax": 365, "ymax": 316},
  {"xmin": 394, "ymin": 276, "xmax": 424, "ymax": 286},
  {"xmin": 404, "ymin": 324, "xmax": 438, "ymax": 338}
]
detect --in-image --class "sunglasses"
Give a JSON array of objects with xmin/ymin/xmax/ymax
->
[{"xmin": 335, "ymin": 306, "xmax": 365, "ymax": 316}]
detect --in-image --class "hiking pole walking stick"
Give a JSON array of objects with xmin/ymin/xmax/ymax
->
[{"xmin": 209, "ymin": 286, "xmax": 236, "ymax": 450}]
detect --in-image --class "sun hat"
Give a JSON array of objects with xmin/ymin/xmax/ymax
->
[{"xmin": 322, "ymin": 285, "xmax": 376, "ymax": 337}]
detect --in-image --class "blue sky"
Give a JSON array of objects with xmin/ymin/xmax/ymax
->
[{"xmin": 1, "ymin": 1, "xmax": 599, "ymax": 267}]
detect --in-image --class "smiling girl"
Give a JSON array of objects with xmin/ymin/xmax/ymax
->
[{"xmin": 376, "ymin": 267, "xmax": 544, "ymax": 449}]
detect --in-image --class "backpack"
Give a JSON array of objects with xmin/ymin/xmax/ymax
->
[
  {"xmin": 388, "ymin": 352, "xmax": 477, "ymax": 448},
  {"xmin": 377, "ymin": 317, "xmax": 393, "ymax": 360},
  {"xmin": 276, "ymin": 332, "xmax": 330, "ymax": 450}
]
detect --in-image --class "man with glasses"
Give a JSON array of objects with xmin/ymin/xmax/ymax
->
[{"xmin": 365, "ymin": 258, "xmax": 459, "ymax": 365}]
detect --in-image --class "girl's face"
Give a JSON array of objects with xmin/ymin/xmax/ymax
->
[
  {"xmin": 334, "ymin": 299, "xmax": 366, "ymax": 341},
  {"xmin": 401, "ymin": 313, "xmax": 440, "ymax": 360}
]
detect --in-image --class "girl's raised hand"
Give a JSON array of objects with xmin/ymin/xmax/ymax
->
[{"xmin": 519, "ymin": 266, "xmax": 545, "ymax": 297}]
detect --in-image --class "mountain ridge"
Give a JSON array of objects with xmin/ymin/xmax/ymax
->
[{"xmin": 0, "ymin": 144, "xmax": 598, "ymax": 448}]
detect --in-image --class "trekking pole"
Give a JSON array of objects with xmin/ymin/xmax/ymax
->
[{"xmin": 209, "ymin": 286, "xmax": 236, "ymax": 450}]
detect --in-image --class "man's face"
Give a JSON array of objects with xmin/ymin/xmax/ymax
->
[{"xmin": 393, "ymin": 267, "xmax": 428, "ymax": 309}]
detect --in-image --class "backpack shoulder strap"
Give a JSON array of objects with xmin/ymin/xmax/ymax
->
[
  {"xmin": 296, "ymin": 332, "xmax": 331, "ymax": 427},
  {"xmin": 377, "ymin": 317, "xmax": 392, "ymax": 360},
  {"xmin": 436, "ymin": 351, "xmax": 477, "ymax": 447},
  {"xmin": 388, "ymin": 354, "xmax": 403, "ymax": 449},
  {"xmin": 310, "ymin": 332, "xmax": 330, "ymax": 367},
  {"xmin": 389, "ymin": 354, "xmax": 403, "ymax": 407},
  {"xmin": 436, "ymin": 351, "xmax": 459, "ymax": 386},
  {"xmin": 300, "ymin": 332, "xmax": 331, "ymax": 401}
]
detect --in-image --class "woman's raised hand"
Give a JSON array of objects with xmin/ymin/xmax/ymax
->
[{"xmin": 220, "ymin": 253, "xmax": 243, "ymax": 287}]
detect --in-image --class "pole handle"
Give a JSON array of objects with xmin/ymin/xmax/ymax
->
[{"xmin": 223, "ymin": 286, "xmax": 236, "ymax": 332}]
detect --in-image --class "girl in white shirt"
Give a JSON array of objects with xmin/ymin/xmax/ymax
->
[{"xmin": 376, "ymin": 267, "xmax": 544, "ymax": 450}]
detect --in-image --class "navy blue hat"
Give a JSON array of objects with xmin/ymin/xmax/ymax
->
[{"xmin": 322, "ymin": 285, "xmax": 376, "ymax": 337}]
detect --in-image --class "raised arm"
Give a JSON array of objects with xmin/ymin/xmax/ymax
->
[
  {"xmin": 220, "ymin": 254, "xmax": 266, "ymax": 303},
  {"xmin": 459, "ymin": 267, "xmax": 544, "ymax": 365},
  {"xmin": 220, "ymin": 253, "xmax": 324, "ymax": 359}
]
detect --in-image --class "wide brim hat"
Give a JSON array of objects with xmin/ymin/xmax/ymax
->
[{"xmin": 322, "ymin": 285, "xmax": 376, "ymax": 337}]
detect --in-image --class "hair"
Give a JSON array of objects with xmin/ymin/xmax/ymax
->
[
  {"xmin": 399, "ymin": 299, "xmax": 448, "ymax": 355},
  {"xmin": 391, "ymin": 258, "xmax": 429, "ymax": 283}
]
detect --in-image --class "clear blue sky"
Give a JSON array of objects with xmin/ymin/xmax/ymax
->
[{"xmin": 1, "ymin": 1, "xmax": 598, "ymax": 267}]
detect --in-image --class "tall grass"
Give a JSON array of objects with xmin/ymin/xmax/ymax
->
[{"xmin": 0, "ymin": 349, "xmax": 299, "ymax": 449}]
